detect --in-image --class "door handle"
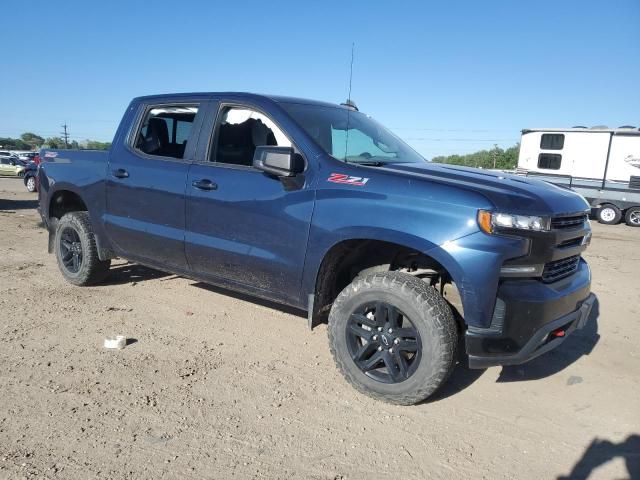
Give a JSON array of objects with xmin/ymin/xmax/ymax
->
[
  {"xmin": 112, "ymin": 168, "xmax": 129, "ymax": 179},
  {"xmin": 192, "ymin": 179, "xmax": 218, "ymax": 191}
]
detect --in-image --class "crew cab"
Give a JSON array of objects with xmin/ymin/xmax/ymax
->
[{"xmin": 38, "ymin": 93, "xmax": 595, "ymax": 404}]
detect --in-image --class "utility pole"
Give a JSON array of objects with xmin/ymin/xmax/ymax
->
[{"xmin": 61, "ymin": 123, "xmax": 70, "ymax": 149}]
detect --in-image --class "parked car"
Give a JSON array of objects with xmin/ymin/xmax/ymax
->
[
  {"xmin": 18, "ymin": 152, "xmax": 39, "ymax": 163},
  {"xmin": 23, "ymin": 162, "xmax": 39, "ymax": 192},
  {"xmin": 0, "ymin": 156, "xmax": 26, "ymax": 176},
  {"xmin": 38, "ymin": 92, "xmax": 595, "ymax": 405}
]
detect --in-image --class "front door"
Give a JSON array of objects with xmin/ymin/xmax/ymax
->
[
  {"xmin": 185, "ymin": 102, "xmax": 314, "ymax": 306},
  {"xmin": 0, "ymin": 158, "xmax": 11, "ymax": 175},
  {"xmin": 105, "ymin": 101, "xmax": 205, "ymax": 270}
]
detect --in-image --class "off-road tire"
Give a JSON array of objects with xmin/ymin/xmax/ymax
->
[
  {"xmin": 328, "ymin": 271, "xmax": 457, "ymax": 405},
  {"xmin": 597, "ymin": 204, "xmax": 621, "ymax": 225},
  {"xmin": 54, "ymin": 212, "xmax": 111, "ymax": 286}
]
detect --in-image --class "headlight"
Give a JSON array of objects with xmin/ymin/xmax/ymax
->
[{"xmin": 478, "ymin": 210, "xmax": 550, "ymax": 234}]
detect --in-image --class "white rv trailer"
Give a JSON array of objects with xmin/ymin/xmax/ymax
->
[{"xmin": 517, "ymin": 127, "xmax": 640, "ymax": 226}]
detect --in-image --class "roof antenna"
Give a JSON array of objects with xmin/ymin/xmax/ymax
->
[
  {"xmin": 341, "ymin": 43, "xmax": 358, "ymax": 111},
  {"xmin": 343, "ymin": 43, "xmax": 356, "ymax": 162}
]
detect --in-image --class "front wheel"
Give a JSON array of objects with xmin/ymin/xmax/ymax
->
[
  {"xmin": 328, "ymin": 272, "xmax": 458, "ymax": 405},
  {"xmin": 54, "ymin": 212, "xmax": 111, "ymax": 286}
]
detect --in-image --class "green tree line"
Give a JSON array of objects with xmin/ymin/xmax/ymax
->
[
  {"xmin": 432, "ymin": 144, "xmax": 520, "ymax": 170},
  {"xmin": 0, "ymin": 132, "xmax": 111, "ymax": 151}
]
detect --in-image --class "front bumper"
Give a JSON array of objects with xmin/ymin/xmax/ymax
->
[{"xmin": 466, "ymin": 259, "xmax": 594, "ymax": 368}]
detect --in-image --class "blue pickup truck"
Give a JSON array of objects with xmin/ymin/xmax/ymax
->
[{"xmin": 38, "ymin": 93, "xmax": 595, "ymax": 404}]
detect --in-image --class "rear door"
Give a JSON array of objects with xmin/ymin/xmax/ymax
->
[
  {"xmin": 185, "ymin": 100, "xmax": 315, "ymax": 306},
  {"xmin": 105, "ymin": 99, "xmax": 207, "ymax": 270}
]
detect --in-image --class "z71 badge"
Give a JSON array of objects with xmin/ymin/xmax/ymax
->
[{"xmin": 327, "ymin": 173, "xmax": 370, "ymax": 186}]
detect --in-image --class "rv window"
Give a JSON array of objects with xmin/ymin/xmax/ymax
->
[
  {"xmin": 540, "ymin": 134, "xmax": 564, "ymax": 150},
  {"xmin": 538, "ymin": 153, "xmax": 562, "ymax": 170}
]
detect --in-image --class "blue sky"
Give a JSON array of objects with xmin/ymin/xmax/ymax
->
[{"xmin": 1, "ymin": 0, "xmax": 638, "ymax": 159}]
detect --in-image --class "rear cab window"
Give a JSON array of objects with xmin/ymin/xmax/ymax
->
[{"xmin": 133, "ymin": 104, "xmax": 200, "ymax": 159}]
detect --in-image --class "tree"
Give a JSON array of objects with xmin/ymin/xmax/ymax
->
[
  {"xmin": 432, "ymin": 143, "xmax": 521, "ymax": 170},
  {"xmin": 85, "ymin": 140, "xmax": 111, "ymax": 150},
  {"xmin": 0, "ymin": 137, "xmax": 30, "ymax": 150},
  {"xmin": 0, "ymin": 132, "xmax": 111, "ymax": 151},
  {"xmin": 45, "ymin": 137, "xmax": 65, "ymax": 149},
  {"xmin": 20, "ymin": 132, "xmax": 45, "ymax": 149}
]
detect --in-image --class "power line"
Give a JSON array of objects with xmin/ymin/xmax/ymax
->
[
  {"xmin": 0, "ymin": 132, "xmax": 106, "ymax": 139},
  {"xmin": 391, "ymin": 127, "xmax": 517, "ymax": 133},
  {"xmin": 403, "ymin": 137, "xmax": 519, "ymax": 142}
]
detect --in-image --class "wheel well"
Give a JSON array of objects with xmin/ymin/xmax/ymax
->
[
  {"xmin": 49, "ymin": 190, "xmax": 88, "ymax": 220},
  {"xmin": 312, "ymin": 239, "xmax": 463, "ymax": 326}
]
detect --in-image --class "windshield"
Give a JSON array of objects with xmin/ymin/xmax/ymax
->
[{"xmin": 280, "ymin": 102, "xmax": 426, "ymax": 165}]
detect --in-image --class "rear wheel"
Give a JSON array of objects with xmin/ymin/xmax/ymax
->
[
  {"xmin": 54, "ymin": 212, "xmax": 111, "ymax": 286},
  {"xmin": 328, "ymin": 271, "xmax": 457, "ymax": 405},
  {"xmin": 624, "ymin": 207, "xmax": 640, "ymax": 227},
  {"xmin": 597, "ymin": 204, "xmax": 621, "ymax": 225}
]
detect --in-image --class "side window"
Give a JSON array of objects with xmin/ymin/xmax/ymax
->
[
  {"xmin": 540, "ymin": 133, "xmax": 564, "ymax": 150},
  {"xmin": 211, "ymin": 106, "xmax": 291, "ymax": 166},
  {"xmin": 134, "ymin": 104, "xmax": 199, "ymax": 159},
  {"xmin": 538, "ymin": 153, "xmax": 562, "ymax": 170},
  {"xmin": 0, "ymin": 159, "xmax": 7, "ymax": 165}
]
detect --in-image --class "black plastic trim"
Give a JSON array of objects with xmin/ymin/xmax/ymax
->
[{"xmin": 467, "ymin": 293, "xmax": 595, "ymax": 368}]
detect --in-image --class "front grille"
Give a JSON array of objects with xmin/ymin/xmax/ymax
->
[
  {"xmin": 551, "ymin": 214, "xmax": 587, "ymax": 229},
  {"xmin": 542, "ymin": 255, "xmax": 580, "ymax": 283},
  {"xmin": 630, "ymin": 176, "xmax": 640, "ymax": 190}
]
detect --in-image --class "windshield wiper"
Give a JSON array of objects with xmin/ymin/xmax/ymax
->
[{"xmin": 355, "ymin": 161, "xmax": 386, "ymax": 166}]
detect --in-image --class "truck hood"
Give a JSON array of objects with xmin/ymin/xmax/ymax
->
[{"xmin": 379, "ymin": 162, "xmax": 590, "ymax": 215}]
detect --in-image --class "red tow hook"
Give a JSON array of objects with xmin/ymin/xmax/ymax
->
[{"xmin": 551, "ymin": 328, "xmax": 566, "ymax": 338}]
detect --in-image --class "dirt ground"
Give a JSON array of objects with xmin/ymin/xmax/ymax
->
[{"xmin": 0, "ymin": 176, "xmax": 638, "ymax": 480}]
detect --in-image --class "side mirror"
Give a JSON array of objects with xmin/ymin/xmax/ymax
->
[{"xmin": 253, "ymin": 146, "xmax": 304, "ymax": 177}]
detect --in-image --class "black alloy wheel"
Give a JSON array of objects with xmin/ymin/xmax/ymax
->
[
  {"xmin": 59, "ymin": 226, "xmax": 84, "ymax": 274},
  {"xmin": 346, "ymin": 301, "xmax": 422, "ymax": 384}
]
